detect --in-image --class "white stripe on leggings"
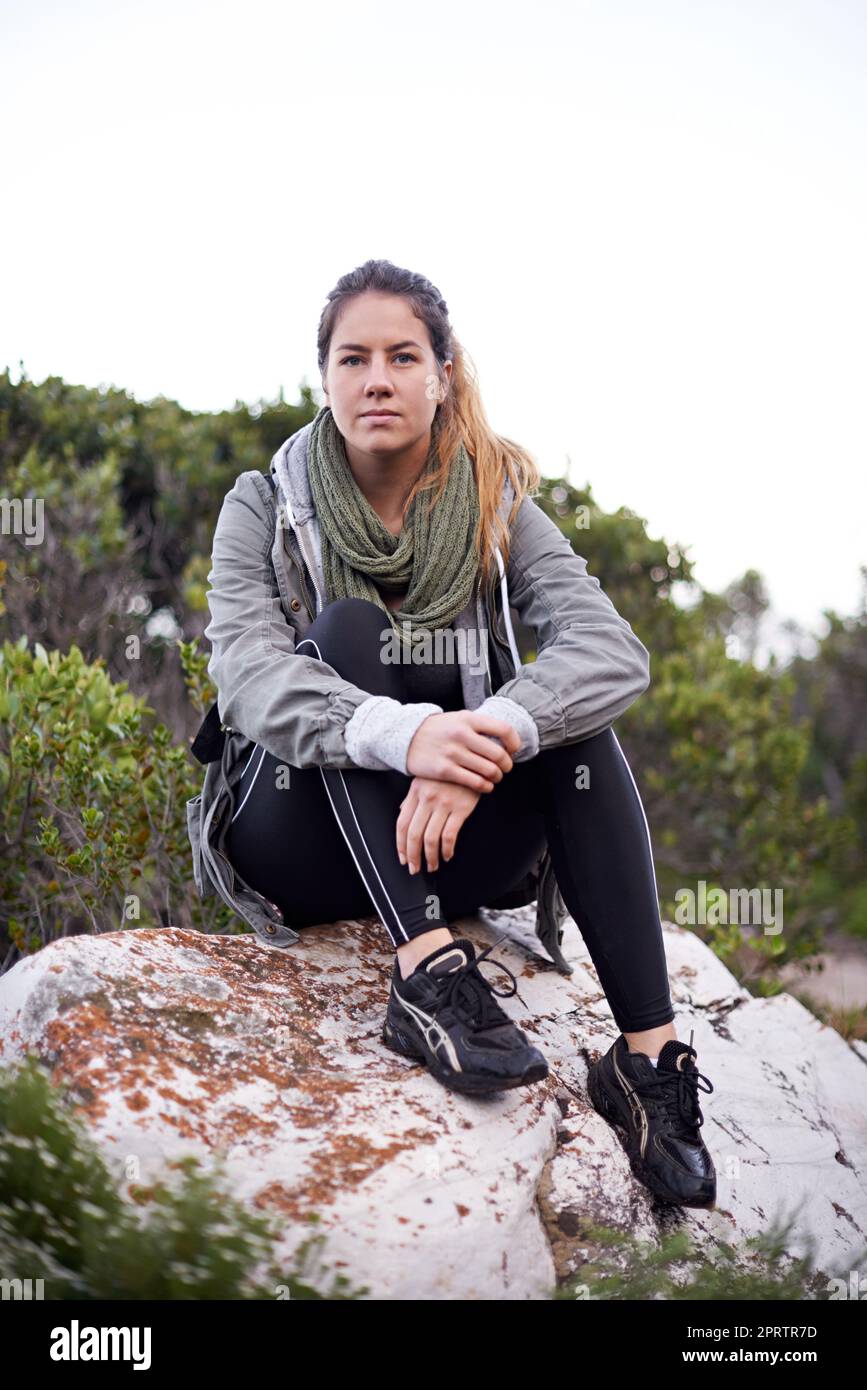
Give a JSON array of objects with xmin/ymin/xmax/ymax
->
[
  {"xmin": 297, "ymin": 635, "xmax": 411, "ymax": 945},
  {"xmin": 230, "ymin": 744, "xmax": 268, "ymax": 824},
  {"xmin": 610, "ymin": 727, "xmax": 663, "ymax": 927}
]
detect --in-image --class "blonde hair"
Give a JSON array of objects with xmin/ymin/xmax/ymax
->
[{"xmin": 316, "ymin": 259, "xmax": 541, "ymax": 587}]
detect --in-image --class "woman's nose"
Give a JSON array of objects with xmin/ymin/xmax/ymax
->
[{"xmin": 363, "ymin": 356, "xmax": 396, "ymax": 392}]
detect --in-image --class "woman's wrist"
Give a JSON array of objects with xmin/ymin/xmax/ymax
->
[
  {"xmin": 344, "ymin": 694, "xmax": 444, "ymax": 773},
  {"xmin": 476, "ymin": 694, "xmax": 540, "ymax": 761}
]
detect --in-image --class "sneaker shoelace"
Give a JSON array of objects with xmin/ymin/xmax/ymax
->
[
  {"xmin": 433, "ymin": 934, "xmax": 518, "ymax": 1035},
  {"xmin": 630, "ymin": 1030, "xmax": 714, "ymax": 1142}
]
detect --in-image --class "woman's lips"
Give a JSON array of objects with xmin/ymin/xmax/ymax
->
[{"xmin": 362, "ymin": 413, "xmax": 399, "ymax": 423}]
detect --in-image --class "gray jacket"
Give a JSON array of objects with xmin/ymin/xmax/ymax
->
[{"xmin": 186, "ymin": 419, "xmax": 651, "ymax": 973}]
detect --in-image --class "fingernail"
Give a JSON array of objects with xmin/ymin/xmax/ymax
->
[{"xmin": 398, "ymin": 853, "xmax": 405, "ymax": 864}]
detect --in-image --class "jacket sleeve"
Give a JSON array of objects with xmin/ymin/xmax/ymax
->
[
  {"xmin": 203, "ymin": 472, "xmax": 439, "ymax": 771},
  {"xmin": 489, "ymin": 495, "xmax": 651, "ymax": 748}
]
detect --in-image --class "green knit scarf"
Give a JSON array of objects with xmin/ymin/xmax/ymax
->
[{"xmin": 306, "ymin": 406, "xmax": 481, "ymax": 653}]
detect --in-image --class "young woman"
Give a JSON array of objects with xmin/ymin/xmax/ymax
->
[{"xmin": 204, "ymin": 259, "xmax": 716, "ymax": 1209}]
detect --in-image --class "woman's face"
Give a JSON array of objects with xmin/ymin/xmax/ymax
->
[{"xmin": 322, "ymin": 291, "xmax": 451, "ymax": 460}]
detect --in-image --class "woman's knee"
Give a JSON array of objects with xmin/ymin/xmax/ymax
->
[{"xmin": 298, "ymin": 597, "xmax": 406, "ymax": 697}]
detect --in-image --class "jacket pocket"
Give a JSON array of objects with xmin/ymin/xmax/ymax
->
[{"xmin": 186, "ymin": 792, "xmax": 210, "ymax": 898}]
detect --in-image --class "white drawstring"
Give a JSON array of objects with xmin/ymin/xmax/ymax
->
[{"xmin": 494, "ymin": 546, "xmax": 522, "ymax": 670}]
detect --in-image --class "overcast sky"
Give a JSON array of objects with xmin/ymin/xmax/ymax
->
[{"xmin": 2, "ymin": 0, "xmax": 865, "ymax": 665}]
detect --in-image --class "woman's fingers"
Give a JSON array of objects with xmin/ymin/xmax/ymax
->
[
  {"xmin": 421, "ymin": 806, "xmax": 450, "ymax": 873},
  {"xmin": 468, "ymin": 714, "xmax": 521, "ymax": 759},
  {"xmin": 440, "ymin": 739, "xmax": 510, "ymax": 790},
  {"xmin": 396, "ymin": 790, "xmax": 418, "ymax": 864},
  {"xmin": 398, "ymin": 796, "xmax": 427, "ymax": 873},
  {"xmin": 397, "ymin": 779, "xmax": 480, "ymax": 871},
  {"xmin": 403, "ymin": 800, "xmax": 444, "ymax": 874},
  {"xmin": 442, "ymin": 764, "xmax": 498, "ymax": 794},
  {"xmin": 440, "ymin": 811, "xmax": 464, "ymax": 863},
  {"xmin": 455, "ymin": 745, "xmax": 510, "ymax": 783},
  {"xmin": 465, "ymin": 729, "xmax": 514, "ymax": 775}
]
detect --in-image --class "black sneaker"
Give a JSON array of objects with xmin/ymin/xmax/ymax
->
[
  {"xmin": 381, "ymin": 934, "xmax": 549, "ymax": 1096},
  {"xmin": 586, "ymin": 1030, "xmax": 716, "ymax": 1208}
]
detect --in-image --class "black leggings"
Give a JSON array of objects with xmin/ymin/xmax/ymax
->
[{"xmin": 224, "ymin": 597, "xmax": 674, "ymax": 1032}]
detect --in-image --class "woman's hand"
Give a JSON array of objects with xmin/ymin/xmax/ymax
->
[
  {"xmin": 405, "ymin": 710, "xmax": 521, "ymax": 791},
  {"xmin": 396, "ymin": 777, "xmax": 482, "ymax": 874}
]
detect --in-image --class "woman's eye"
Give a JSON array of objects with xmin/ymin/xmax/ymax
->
[{"xmin": 339, "ymin": 353, "xmax": 416, "ymax": 366}]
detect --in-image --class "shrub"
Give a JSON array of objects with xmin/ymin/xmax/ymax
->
[{"xmin": 0, "ymin": 634, "xmax": 233, "ymax": 964}]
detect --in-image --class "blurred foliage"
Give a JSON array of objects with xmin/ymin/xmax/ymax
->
[
  {"xmin": 552, "ymin": 1206, "xmax": 859, "ymax": 1300},
  {"xmin": 0, "ymin": 633, "xmax": 237, "ymax": 960},
  {"xmin": 785, "ymin": 575, "xmax": 867, "ymax": 939}
]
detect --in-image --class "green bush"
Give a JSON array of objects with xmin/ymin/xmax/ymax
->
[{"xmin": 0, "ymin": 633, "xmax": 234, "ymax": 960}]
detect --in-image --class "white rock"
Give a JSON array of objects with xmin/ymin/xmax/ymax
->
[{"xmin": 0, "ymin": 912, "xmax": 865, "ymax": 1299}]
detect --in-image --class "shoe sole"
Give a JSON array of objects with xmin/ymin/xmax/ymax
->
[
  {"xmin": 381, "ymin": 1019, "xmax": 549, "ymax": 1096},
  {"xmin": 586, "ymin": 1063, "xmax": 716, "ymax": 1209}
]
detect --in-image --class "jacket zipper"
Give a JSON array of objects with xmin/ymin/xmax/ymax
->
[
  {"xmin": 290, "ymin": 542, "xmax": 315, "ymax": 621},
  {"xmin": 280, "ymin": 490, "xmax": 326, "ymax": 615},
  {"xmin": 276, "ymin": 506, "xmax": 316, "ymax": 621}
]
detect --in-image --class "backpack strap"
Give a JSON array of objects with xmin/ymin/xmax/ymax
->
[{"xmin": 190, "ymin": 698, "xmax": 226, "ymax": 765}]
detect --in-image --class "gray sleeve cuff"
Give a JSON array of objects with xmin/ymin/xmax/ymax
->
[
  {"xmin": 476, "ymin": 694, "xmax": 540, "ymax": 761},
  {"xmin": 343, "ymin": 695, "xmax": 443, "ymax": 773}
]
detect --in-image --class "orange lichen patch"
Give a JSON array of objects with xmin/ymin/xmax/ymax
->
[
  {"xmin": 155, "ymin": 1084, "xmax": 198, "ymax": 1105},
  {"xmin": 157, "ymin": 1112, "xmax": 202, "ymax": 1139},
  {"xmin": 12, "ymin": 927, "xmax": 541, "ymax": 1190},
  {"xmin": 254, "ymin": 1128, "xmax": 439, "ymax": 1220},
  {"xmin": 83, "ymin": 1066, "xmax": 112, "ymax": 1090},
  {"xmin": 219, "ymin": 1107, "xmax": 281, "ymax": 1139},
  {"xmin": 254, "ymin": 1181, "xmax": 309, "ymax": 1220},
  {"xmin": 40, "ymin": 1000, "xmax": 118, "ymax": 1119},
  {"xmin": 29, "ymin": 943, "xmax": 400, "ymax": 1150}
]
